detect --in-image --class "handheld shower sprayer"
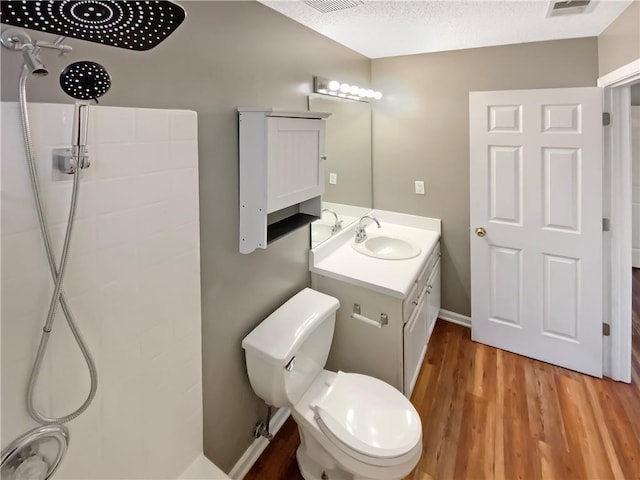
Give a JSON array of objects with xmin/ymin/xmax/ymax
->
[
  {"xmin": 58, "ymin": 61, "xmax": 111, "ymax": 171},
  {"xmin": 60, "ymin": 61, "xmax": 112, "ymax": 103}
]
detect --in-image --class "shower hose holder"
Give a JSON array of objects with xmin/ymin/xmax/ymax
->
[{"xmin": 53, "ymin": 147, "xmax": 90, "ymax": 174}]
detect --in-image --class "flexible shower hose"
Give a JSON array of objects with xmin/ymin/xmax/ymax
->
[{"xmin": 19, "ymin": 65, "xmax": 98, "ymax": 424}]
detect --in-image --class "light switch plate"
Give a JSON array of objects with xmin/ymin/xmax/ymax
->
[
  {"xmin": 415, "ymin": 180, "xmax": 425, "ymax": 195},
  {"xmin": 329, "ymin": 173, "xmax": 337, "ymax": 185}
]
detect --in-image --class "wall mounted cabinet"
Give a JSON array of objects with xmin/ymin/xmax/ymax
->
[{"xmin": 238, "ymin": 108, "xmax": 331, "ymax": 254}]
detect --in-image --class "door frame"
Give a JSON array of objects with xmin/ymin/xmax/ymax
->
[{"xmin": 599, "ymin": 58, "xmax": 640, "ymax": 382}]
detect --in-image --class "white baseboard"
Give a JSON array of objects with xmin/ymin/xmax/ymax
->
[
  {"xmin": 180, "ymin": 454, "xmax": 230, "ymax": 480},
  {"xmin": 438, "ymin": 309, "xmax": 471, "ymax": 328},
  {"xmin": 228, "ymin": 407, "xmax": 291, "ymax": 480}
]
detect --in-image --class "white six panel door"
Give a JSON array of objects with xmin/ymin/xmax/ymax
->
[
  {"xmin": 631, "ymin": 107, "xmax": 640, "ymax": 268},
  {"xmin": 470, "ymin": 88, "xmax": 603, "ymax": 377}
]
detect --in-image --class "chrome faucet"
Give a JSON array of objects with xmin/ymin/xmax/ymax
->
[
  {"xmin": 354, "ymin": 215, "xmax": 381, "ymax": 243},
  {"xmin": 322, "ymin": 208, "xmax": 343, "ymax": 234}
]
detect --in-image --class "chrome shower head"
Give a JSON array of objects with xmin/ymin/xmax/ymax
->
[
  {"xmin": 0, "ymin": 1, "xmax": 186, "ymax": 51},
  {"xmin": 22, "ymin": 44, "xmax": 49, "ymax": 77},
  {"xmin": 1, "ymin": 28, "xmax": 49, "ymax": 76},
  {"xmin": 60, "ymin": 61, "xmax": 111, "ymax": 102}
]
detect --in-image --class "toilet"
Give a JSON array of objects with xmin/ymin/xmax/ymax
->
[{"xmin": 242, "ymin": 288, "xmax": 422, "ymax": 480}]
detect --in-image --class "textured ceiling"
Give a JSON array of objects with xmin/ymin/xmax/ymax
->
[{"xmin": 258, "ymin": 0, "xmax": 633, "ymax": 59}]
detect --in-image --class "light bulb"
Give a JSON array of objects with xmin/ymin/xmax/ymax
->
[
  {"xmin": 339, "ymin": 83, "xmax": 350, "ymax": 93},
  {"xmin": 366, "ymin": 89, "xmax": 375, "ymax": 98},
  {"xmin": 328, "ymin": 80, "xmax": 340, "ymax": 91},
  {"xmin": 349, "ymin": 85, "xmax": 360, "ymax": 95},
  {"xmin": 373, "ymin": 91, "xmax": 383, "ymax": 100},
  {"xmin": 358, "ymin": 88, "xmax": 368, "ymax": 97}
]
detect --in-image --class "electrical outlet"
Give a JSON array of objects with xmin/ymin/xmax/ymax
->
[
  {"xmin": 329, "ymin": 173, "xmax": 337, "ymax": 185},
  {"xmin": 415, "ymin": 180, "xmax": 425, "ymax": 195}
]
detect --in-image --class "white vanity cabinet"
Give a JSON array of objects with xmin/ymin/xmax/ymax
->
[
  {"xmin": 238, "ymin": 108, "xmax": 331, "ymax": 254},
  {"xmin": 311, "ymin": 241, "xmax": 441, "ymax": 398}
]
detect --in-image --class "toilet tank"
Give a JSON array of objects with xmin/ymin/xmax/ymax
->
[{"xmin": 242, "ymin": 288, "xmax": 340, "ymax": 407}]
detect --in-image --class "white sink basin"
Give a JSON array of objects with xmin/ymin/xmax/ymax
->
[
  {"xmin": 312, "ymin": 223, "xmax": 333, "ymax": 243},
  {"xmin": 352, "ymin": 234, "xmax": 421, "ymax": 260}
]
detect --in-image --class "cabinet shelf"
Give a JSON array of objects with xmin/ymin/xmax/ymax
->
[{"xmin": 267, "ymin": 212, "xmax": 319, "ymax": 244}]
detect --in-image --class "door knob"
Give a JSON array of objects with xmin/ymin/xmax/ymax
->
[{"xmin": 475, "ymin": 227, "xmax": 486, "ymax": 237}]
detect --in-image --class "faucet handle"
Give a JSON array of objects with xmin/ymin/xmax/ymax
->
[{"xmin": 354, "ymin": 215, "xmax": 381, "ymax": 243}]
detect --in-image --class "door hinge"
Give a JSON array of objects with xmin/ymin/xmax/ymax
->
[
  {"xmin": 603, "ymin": 323, "xmax": 611, "ymax": 336},
  {"xmin": 603, "ymin": 218, "xmax": 610, "ymax": 231},
  {"xmin": 603, "ymin": 112, "xmax": 611, "ymax": 126}
]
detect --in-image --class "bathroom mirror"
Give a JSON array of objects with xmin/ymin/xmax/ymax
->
[{"xmin": 309, "ymin": 94, "xmax": 373, "ymax": 247}]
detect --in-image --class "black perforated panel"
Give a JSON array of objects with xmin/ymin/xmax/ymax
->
[{"xmin": 0, "ymin": 1, "xmax": 186, "ymax": 51}]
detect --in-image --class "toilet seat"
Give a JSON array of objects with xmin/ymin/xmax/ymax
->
[{"xmin": 310, "ymin": 372, "xmax": 421, "ymax": 461}]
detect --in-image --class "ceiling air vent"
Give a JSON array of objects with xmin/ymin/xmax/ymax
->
[
  {"xmin": 547, "ymin": 0, "xmax": 594, "ymax": 17},
  {"xmin": 304, "ymin": 0, "xmax": 364, "ymax": 14}
]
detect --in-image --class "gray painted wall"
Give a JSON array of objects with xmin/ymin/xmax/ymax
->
[
  {"xmin": 597, "ymin": 1, "xmax": 640, "ymax": 77},
  {"xmin": 1, "ymin": 1, "xmax": 370, "ymax": 472},
  {"xmin": 371, "ymin": 38, "xmax": 599, "ymax": 316}
]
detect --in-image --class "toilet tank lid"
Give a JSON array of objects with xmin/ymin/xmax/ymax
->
[{"xmin": 242, "ymin": 288, "xmax": 340, "ymax": 362}]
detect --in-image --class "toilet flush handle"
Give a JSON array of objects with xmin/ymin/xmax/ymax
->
[{"xmin": 285, "ymin": 356, "xmax": 296, "ymax": 372}]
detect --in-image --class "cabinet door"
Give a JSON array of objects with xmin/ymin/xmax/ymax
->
[
  {"xmin": 267, "ymin": 117, "xmax": 325, "ymax": 213},
  {"xmin": 403, "ymin": 293, "xmax": 428, "ymax": 398},
  {"xmin": 426, "ymin": 258, "xmax": 441, "ymax": 336}
]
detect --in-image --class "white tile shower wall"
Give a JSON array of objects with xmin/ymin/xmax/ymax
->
[{"xmin": 1, "ymin": 102, "xmax": 202, "ymax": 479}]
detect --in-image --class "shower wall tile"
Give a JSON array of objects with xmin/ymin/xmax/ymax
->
[
  {"xmin": 170, "ymin": 110, "xmax": 199, "ymax": 141},
  {"xmin": 136, "ymin": 108, "xmax": 170, "ymax": 142},
  {"xmin": 170, "ymin": 140, "xmax": 199, "ymax": 169},
  {"xmin": 94, "ymin": 143, "xmax": 136, "ymax": 179},
  {"xmin": 92, "ymin": 106, "xmax": 135, "ymax": 144},
  {"xmin": 138, "ymin": 171, "xmax": 174, "ymax": 205},
  {"xmin": 95, "ymin": 176, "xmax": 143, "ymax": 214},
  {"xmin": 1, "ymin": 102, "xmax": 202, "ymax": 480},
  {"xmin": 46, "ymin": 181, "xmax": 96, "ymax": 224},
  {"xmin": 97, "ymin": 208, "xmax": 142, "ymax": 249}
]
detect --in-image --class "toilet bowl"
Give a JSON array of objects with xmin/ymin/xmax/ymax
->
[
  {"xmin": 242, "ymin": 288, "xmax": 422, "ymax": 480},
  {"xmin": 294, "ymin": 370, "xmax": 422, "ymax": 480}
]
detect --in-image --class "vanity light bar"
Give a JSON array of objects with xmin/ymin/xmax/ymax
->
[{"xmin": 313, "ymin": 76, "xmax": 382, "ymax": 102}]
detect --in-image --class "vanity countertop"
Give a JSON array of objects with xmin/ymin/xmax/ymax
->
[{"xmin": 309, "ymin": 210, "xmax": 441, "ymax": 298}]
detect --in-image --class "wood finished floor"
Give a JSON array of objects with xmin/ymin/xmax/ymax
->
[{"xmin": 245, "ymin": 272, "xmax": 640, "ymax": 480}]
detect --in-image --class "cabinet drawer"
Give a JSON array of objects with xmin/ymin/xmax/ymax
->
[
  {"xmin": 402, "ymin": 281, "xmax": 420, "ymax": 324},
  {"xmin": 419, "ymin": 242, "xmax": 440, "ymax": 291},
  {"xmin": 403, "ymin": 241, "xmax": 441, "ymax": 324}
]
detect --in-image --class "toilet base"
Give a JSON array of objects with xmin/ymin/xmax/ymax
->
[
  {"xmin": 296, "ymin": 423, "xmax": 404, "ymax": 480},
  {"xmin": 297, "ymin": 445, "xmax": 350, "ymax": 480}
]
